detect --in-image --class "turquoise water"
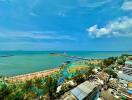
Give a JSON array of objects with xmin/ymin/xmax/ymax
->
[
  {"xmin": 58, "ymin": 63, "xmax": 78, "ymax": 84},
  {"xmin": 0, "ymin": 51, "xmax": 132, "ymax": 76}
]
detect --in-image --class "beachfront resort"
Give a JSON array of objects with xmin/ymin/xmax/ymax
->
[{"xmin": 0, "ymin": 54, "xmax": 132, "ymax": 100}]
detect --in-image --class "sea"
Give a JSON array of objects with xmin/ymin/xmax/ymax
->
[{"xmin": 0, "ymin": 51, "xmax": 132, "ymax": 76}]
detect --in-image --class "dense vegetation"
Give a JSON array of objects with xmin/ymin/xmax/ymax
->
[{"xmin": 0, "ymin": 75, "xmax": 58, "ymax": 99}]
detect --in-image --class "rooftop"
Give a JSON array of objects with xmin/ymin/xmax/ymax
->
[
  {"xmin": 125, "ymin": 60, "xmax": 132, "ymax": 65},
  {"xmin": 118, "ymin": 71, "xmax": 132, "ymax": 82},
  {"xmin": 70, "ymin": 81, "xmax": 97, "ymax": 100},
  {"xmin": 128, "ymin": 83, "xmax": 132, "ymax": 88},
  {"xmin": 127, "ymin": 90, "xmax": 132, "ymax": 94}
]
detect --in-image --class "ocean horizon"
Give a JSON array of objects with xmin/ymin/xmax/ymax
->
[{"xmin": 0, "ymin": 51, "xmax": 132, "ymax": 76}]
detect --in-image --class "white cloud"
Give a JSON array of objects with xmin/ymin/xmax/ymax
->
[
  {"xmin": 29, "ymin": 12, "xmax": 38, "ymax": 17},
  {"xmin": 78, "ymin": 0, "xmax": 112, "ymax": 8},
  {"xmin": 121, "ymin": 1, "xmax": 132, "ymax": 11},
  {"xmin": 0, "ymin": 31, "xmax": 75, "ymax": 41},
  {"xmin": 86, "ymin": 16, "xmax": 132, "ymax": 38},
  {"xmin": 27, "ymin": 33, "xmax": 75, "ymax": 40}
]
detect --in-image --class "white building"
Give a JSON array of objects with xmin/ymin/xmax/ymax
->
[
  {"xmin": 117, "ymin": 61, "xmax": 132, "ymax": 87},
  {"xmin": 123, "ymin": 60, "xmax": 132, "ymax": 76}
]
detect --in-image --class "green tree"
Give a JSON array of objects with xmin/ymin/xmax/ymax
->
[
  {"xmin": 0, "ymin": 82, "xmax": 12, "ymax": 99},
  {"xmin": 34, "ymin": 78, "xmax": 43, "ymax": 88},
  {"xmin": 23, "ymin": 80, "xmax": 33, "ymax": 90},
  {"xmin": 102, "ymin": 57, "xmax": 117, "ymax": 67},
  {"xmin": 43, "ymin": 76, "xmax": 58, "ymax": 99},
  {"xmin": 104, "ymin": 68, "xmax": 118, "ymax": 78}
]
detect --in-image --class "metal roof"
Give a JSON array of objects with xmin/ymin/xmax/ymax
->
[
  {"xmin": 125, "ymin": 61, "xmax": 132, "ymax": 65},
  {"xmin": 127, "ymin": 90, "xmax": 132, "ymax": 94},
  {"xmin": 118, "ymin": 72, "xmax": 132, "ymax": 82},
  {"xmin": 70, "ymin": 81, "xmax": 97, "ymax": 100}
]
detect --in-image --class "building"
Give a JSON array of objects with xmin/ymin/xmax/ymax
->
[
  {"xmin": 59, "ymin": 81, "xmax": 99, "ymax": 100},
  {"xmin": 97, "ymin": 72, "xmax": 109, "ymax": 82},
  {"xmin": 71, "ymin": 81, "xmax": 99, "ymax": 100},
  {"xmin": 128, "ymin": 83, "xmax": 132, "ymax": 90},
  {"xmin": 127, "ymin": 83, "xmax": 132, "ymax": 99},
  {"xmin": 117, "ymin": 61, "xmax": 132, "ymax": 100},
  {"xmin": 118, "ymin": 61, "xmax": 132, "ymax": 83},
  {"xmin": 118, "ymin": 71, "xmax": 132, "ymax": 82},
  {"xmin": 123, "ymin": 60, "xmax": 132, "ymax": 76},
  {"xmin": 108, "ymin": 78, "xmax": 118, "ymax": 88},
  {"xmin": 70, "ymin": 81, "xmax": 98, "ymax": 100}
]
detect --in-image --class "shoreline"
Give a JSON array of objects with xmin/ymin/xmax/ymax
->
[
  {"xmin": 7, "ymin": 67, "xmax": 60, "ymax": 82},
  {"xmin": 6, "ymin": 59, "xmax": 102, "ymax": 82}
]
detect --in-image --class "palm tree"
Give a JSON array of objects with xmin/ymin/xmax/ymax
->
[
  {"xmin": 34, "ymin": 78, "xmax": 43, "ymax": 88},
  {"xmin": 43, "ymin": 76, "xmax": 58, "ymax": 99},
  {"xmin": 23, "ymin": 80, "xmax": 33, "ymax": 90}
]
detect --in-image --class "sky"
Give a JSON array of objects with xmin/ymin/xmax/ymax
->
[{"xmin": 0, "ymin": 0, "xmax": 132, "ymax": 51}]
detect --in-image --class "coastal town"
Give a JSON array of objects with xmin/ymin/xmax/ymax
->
[
  {"xmin": 0, "ymin": 54, "xmax": 132, "ymax": 100},
  {"xmin": 0, "ymin": 0, "xmax": 132, "ymax": 99}
]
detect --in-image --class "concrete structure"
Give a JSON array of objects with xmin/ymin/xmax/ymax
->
[
  {"xmin": 71, "ymin": 81, "xmax": 97, "ymax": 100},
  {"xmin": 123, "ymin": 60, "xmax": 132, "ymax": 76},
  {"xmin": 70, "ymin": 81, "xmax": 99, "ymax": 100},
  {"xmin": 118, "ymin": 71, "xmax": 132, "ymax": 82},
  {"xmin": 59, "ymin": 81, "xmax": 99, "ymax": 100},
  {"xmin": 118, "ymin": 61, "xmax": 132, "ymax": 83}
]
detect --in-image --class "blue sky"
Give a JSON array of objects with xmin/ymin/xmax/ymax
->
[{"xmin": 0, "ymin": 0, "xmax": 132, "ymax": 51}]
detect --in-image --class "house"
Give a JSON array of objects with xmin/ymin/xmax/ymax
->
[
  {"xmin": 108, "ymin": 78, "xmax": 118, "ymax": 89},
  {"xmin": 97, "ymin": 72, "xmax": 109, "ymax": 82}
]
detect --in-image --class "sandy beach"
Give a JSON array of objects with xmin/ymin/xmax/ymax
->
[{"xmin": 7, "ymin": 68, "xmax": 60, "ymax": 82}]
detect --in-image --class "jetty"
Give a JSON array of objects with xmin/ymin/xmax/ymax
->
[
  {"xmin": 49, "ymin": 53, "xmax": 91, "ymax": 60},
  {"xmin": 64, "ymin": 55, "xmax": 90, "ymax": 60}
]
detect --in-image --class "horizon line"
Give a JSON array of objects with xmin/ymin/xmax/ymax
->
[{"xmin": 0, "ymin": 50, "xmax": 132, "ymax": 52}]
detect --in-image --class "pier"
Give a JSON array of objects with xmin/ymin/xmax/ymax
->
[
  {"xmin": 64, "ymin": 55, "xmax": 90, "ymax": 60},
  {"xmin": 50, "ymin": 53, "xmax": 91, "ymax": 60}
]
